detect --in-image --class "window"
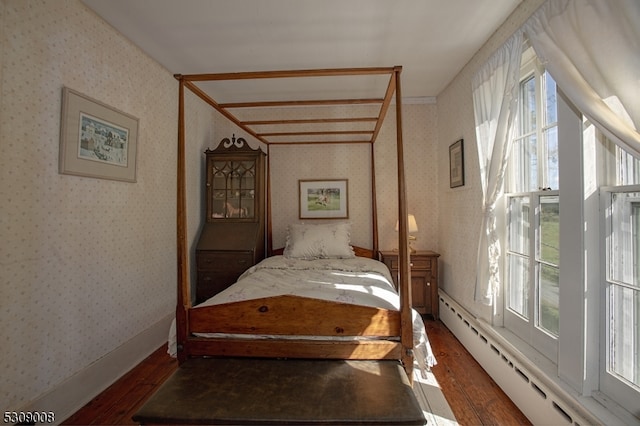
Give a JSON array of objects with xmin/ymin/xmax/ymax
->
[
  {"xmin": 600, "ymin": 144, "xmax": 640, "ymax": 411},
  {"xmin": 504, "ymin": 47, "xmax": 559, "ymax": 361},
  {"xmin": 501, "ymin": 44, "xmax": 640, "ymax": 419}
]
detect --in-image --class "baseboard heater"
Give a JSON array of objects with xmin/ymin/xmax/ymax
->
[{"xmin": 438, "ymin": 291, "xmax": 603, "ymax": 426}]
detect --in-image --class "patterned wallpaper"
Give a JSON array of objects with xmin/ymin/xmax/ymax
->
[
  {"xmin": 0, "ymin": 0, "xmax": 210, "ymax": 411},
  {"xmin": 372, "ymin": 102, "xmax": 439, "ymax": 253}
]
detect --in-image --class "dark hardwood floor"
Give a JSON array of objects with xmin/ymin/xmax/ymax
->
[
  {"xmin": 424, "ymin": 320, "xmax": 531, "ymax": 425},
  {"xmin": 62, "ymin": 319, "xmax": 530, "ymax": 425}
]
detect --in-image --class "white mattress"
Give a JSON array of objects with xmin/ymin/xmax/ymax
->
[{"xmin": 168, "ymin": 256, "xmax": 436, "ymax": 372}]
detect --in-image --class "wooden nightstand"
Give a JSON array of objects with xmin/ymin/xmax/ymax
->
[{"xmin": 379, "ymin": 250, "xmax": 440, "ymax": 319}]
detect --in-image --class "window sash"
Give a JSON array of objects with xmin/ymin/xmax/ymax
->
[
  {"xmin": 505, "ymin": 191, "xmax": 559, "ymax": 358},
  {"xmin": 601, "ymin": 186, "xmax": 640, "ymax": 404}
]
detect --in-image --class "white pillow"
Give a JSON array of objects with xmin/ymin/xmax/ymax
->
[{"xmin": 283, "ymin": 222, "xmax": 355, "ymax": 259}]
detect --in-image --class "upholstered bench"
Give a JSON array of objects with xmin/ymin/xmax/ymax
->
[{"xmin": 133, "ymin": 357, "xmax": 425, "ymax": 425}]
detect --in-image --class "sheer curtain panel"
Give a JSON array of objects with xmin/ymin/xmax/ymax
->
[{"xmin": 472, "ymin": 32, "xmax": 524, "ymax": 306}]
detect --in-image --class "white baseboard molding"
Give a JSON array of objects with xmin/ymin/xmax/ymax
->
[
  {"xmin": 21, "ymin": 312, "xmax": 174, "ymax": 425},
  {"xmin": 438, "ymin": 291, "xmax": 637, "ymax": 426}
]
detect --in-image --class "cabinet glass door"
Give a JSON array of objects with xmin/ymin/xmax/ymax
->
[{"xmin": 210, "ymin": 159, "xmax": 256, "ymax": 219}]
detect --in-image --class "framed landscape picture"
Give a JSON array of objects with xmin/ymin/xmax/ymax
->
[
  {"xmin": 59, "ymin": 87, "xmax": 139, "ymax": 182},
  {"xmin": 299, "ymin": 179, "xmax": 348, "ymax": 219}
]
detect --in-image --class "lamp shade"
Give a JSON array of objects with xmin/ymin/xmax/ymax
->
[{"xmin": 395, "ymin": 214, "xmax": 418, "ymax": 233}]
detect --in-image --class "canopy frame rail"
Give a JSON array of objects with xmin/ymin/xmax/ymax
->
[{"xmin": 176, "ymin": 66, "xmax": 397, "ymax": 146}]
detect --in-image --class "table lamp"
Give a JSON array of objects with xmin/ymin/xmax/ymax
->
[{"xmin": 395, "ymin": 214, "xmax": 418, "ymax": 253}]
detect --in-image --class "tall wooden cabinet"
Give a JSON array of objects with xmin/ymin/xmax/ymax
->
[{"xmin": 195, "ymin": 136, "xmax": 266, "ymax": 304}]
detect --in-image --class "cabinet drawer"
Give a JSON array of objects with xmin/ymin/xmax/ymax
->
[
  {"xmin": 197, "ymin": 252, "xmax": 252, "ymax": 271},
  {"xmin": 197, "ymin": 271, "xmax": 233, "ymax": 292},
  {"xmin": 196, "ymin": 270, "xmax": 240, "ymax": 303},
  {"xmin": 390, "ymin": 257, "xmax": 431, "ymax": 270}
]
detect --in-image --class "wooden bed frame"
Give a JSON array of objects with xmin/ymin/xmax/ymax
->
[{"xmin": 174, "ymin": 67, "xmax": 416, "ymax": 378}]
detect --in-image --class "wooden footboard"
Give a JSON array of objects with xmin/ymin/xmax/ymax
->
[
  {"xmin": 190, "ymin": 295, "xmax": 401, "ymax": 336},
  {"xmin": 180, "ymin": 295, "xmax": 404, "ymax": 360}
]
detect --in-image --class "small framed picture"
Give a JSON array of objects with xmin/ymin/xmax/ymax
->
[
  {"xmin": 59, "ymin": 87, "xmax": 139, "ymax": 182},
  {"xmin": 449, "ymin": 139, "xmax": 465, "ymax": 188},
  {"xmin": 299, "ymin": 179, "xmax": 348, "ymax": 219}
]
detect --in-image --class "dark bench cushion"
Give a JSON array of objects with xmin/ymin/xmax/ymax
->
[{"xmin": 133, "ymin": 357, "xmax": 425, "ymax": 425}]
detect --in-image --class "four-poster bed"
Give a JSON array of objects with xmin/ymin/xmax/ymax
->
[{"xmin": 134, "ymin": 66, "xmax": 431, "ymax": 425}]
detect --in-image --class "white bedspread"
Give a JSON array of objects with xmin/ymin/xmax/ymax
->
[
  {"xmin": 203, "ymin": 256, "xmax": 400, "ymax": 309},
  {"xmin": 168, "ymin": 256, "xmax": 436, "ymax": 372}
]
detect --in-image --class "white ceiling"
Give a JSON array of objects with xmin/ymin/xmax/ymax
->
[{"xmin": 82, "ymin": 0, "xmax": 521, "ymax": 102}]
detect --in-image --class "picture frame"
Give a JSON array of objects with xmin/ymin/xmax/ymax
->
[
  {"xmin": 299, "ymin": 179, "xmax": 348, "ymax": 219},
  {"xmin": 59, "ymin": 87, "xmax": 139, "ymax": 182},
  {"xmin": 449, "ymin": 139, "xmax": 465, "ymax": 188}
]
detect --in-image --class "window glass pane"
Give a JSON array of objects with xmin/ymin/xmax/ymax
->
[
  {"xmin": 509, "ymin": 197, "xmax": 530, "ymax": 255},
  {"xmin": 544, "ymin": 71, "xmax": 557, "ymax": 125},
  {"xmin": 509, "ymin": 139, "xmax": 524, "ymax": 192},
  {"xmin": 520, "ymin": 76, "xmax": 536, "ymax": 135},
  {"xmin": 544, "ymin": 126, "xmax": 559, "ymax": 190},
  {"xmin": 610, "ymin": 192, "xmax": 640, "ymax": 288},
  {"xmin": 539, "ymin": 264, "xmax": 560, "ymax": 336},
  {"xmin": 509, "ymin": 135, "xmax": 538, "ymax": 192},
  {"xmin": 636, "ymin": 203, "xmax": 640, "ymax": 286},
  {"xmin": 508, "ymin": 254, "xmax": 529, "ymax": 319},
  {"xmin": 540, "ymin": 196, "xmax": 559, "ymax": 265},
  {"xmin": 609, "ymin": 284, "xmax": 640, "ymax": 388},
  {"xmin": 617, "ymin": 147, "xmax": 640, "ymax": 186},
  {"xmin": 538, "ymin": 195, "xmax": 559, "ymax": 337},
  {"xmin": 527, "ymin": 134, "xmax": 538, "ymax": 192},
  {"xmin": 542, "ymin": 71, "xmax": 558, "ymax": 190}
]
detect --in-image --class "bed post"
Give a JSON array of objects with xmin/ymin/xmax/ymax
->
[
  {"xmin": 370, "ymin": 143, "xmax": 379, "ymax": 255},
  {"xmin": 393, "ymin": 66, "xmax": 414, "ymax": 381},
  {"xmin": 266, "ymin": 144, "xmax": 273, "ymax": 256},
  {"xmin": 175, "ymin": 75, "xmax": 190, "ymax": 364}
]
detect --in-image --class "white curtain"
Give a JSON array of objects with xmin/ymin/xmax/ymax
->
[
  {"xmin": 472, "ymin": 32, "xmax": 524, "ymax": 305},
  {"xmin": 472, "ymin": 0, "xmax": 640, "ymax": 306},
  {"xmin": 524, "ymin": 0, "xmax": 640, "ymax": 158}
]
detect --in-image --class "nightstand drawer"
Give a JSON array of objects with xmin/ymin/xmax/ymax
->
[
  {"xmin": 197, "ymin": 252, "xmax": 252, "ymax": 271},
  {"xmin": 389, "ymin": 258, "xmax": 431, "ymax": 270}
]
